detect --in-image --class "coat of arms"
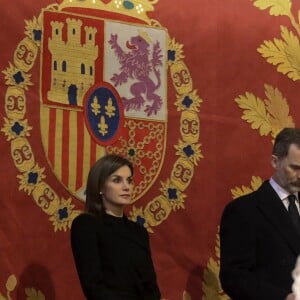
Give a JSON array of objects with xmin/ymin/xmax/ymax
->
[
  {"xmin": 2, "ymin": 0, "xmax": 201, "ymax": 233},
  {"xmin": 40, "ymin": 3, "xmax": 168, "ymax": 202}
]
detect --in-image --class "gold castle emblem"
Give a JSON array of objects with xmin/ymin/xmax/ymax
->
[{"xmin": 47, "ymin": 18, "xmax": 98, "ymax": 106}]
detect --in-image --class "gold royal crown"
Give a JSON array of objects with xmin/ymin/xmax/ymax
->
[{"xmin": 58, "ymin": 0, "xmax": 158, "ymax": 24}]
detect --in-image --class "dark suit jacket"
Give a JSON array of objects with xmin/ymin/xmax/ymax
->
[
  {"xmin": 219, "ymin": 181, "xmax": 300, "ymax": 300},
  {"xmin": 71, "ymin": 213, "xmax": 161, "ymax": 300}
]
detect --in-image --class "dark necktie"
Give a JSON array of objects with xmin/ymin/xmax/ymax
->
[{"xmin": 288, "ymin": 194, "xmax": 300, "ymax": 232}]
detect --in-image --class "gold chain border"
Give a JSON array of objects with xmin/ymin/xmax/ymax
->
[
  {"xmin": 106, "ymin": 119, "xmax": 165, "ymax": 201},
  {"xmin": 1, "ymin": 4, "xmax": 203, "ymax": 232}
]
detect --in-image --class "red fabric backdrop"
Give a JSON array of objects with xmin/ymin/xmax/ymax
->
[{"xmin": 1, "ymin": 0, "xmax": 300, "ymax": 299}]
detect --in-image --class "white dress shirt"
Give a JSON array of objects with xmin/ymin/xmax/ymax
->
[{"xmin": 269, "ymin": 177, "xmax": 300, "ymax": 213}]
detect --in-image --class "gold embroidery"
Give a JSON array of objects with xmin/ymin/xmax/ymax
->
[
  {"xmin": 235, "ymin": 84, "xmax": 295, "ymax": 138},
  {"xmin": 0, "ymin": 274, "xmax": 45, "ymax": 300},
  {"xmin": 2, "ymin": 1, "xmax": 202, "ymax": 233}
]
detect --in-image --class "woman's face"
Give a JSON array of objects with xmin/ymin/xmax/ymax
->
[{"xmin": 101, "ymin": 165, "xmax": 133, "ymax": 211}]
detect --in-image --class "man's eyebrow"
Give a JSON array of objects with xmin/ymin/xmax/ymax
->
[{"xmin": 290, "ymin": 164, "xmax": 300, "ymax": 168}]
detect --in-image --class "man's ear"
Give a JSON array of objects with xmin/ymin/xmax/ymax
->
[{"xmin": 271, "ymin": 155, "xmax": 278, "ymax": 169}]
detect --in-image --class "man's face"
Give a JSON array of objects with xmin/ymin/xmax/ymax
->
[{"xmin": 272, "ymin": 144, "xmax": 300, "ymax": 193}]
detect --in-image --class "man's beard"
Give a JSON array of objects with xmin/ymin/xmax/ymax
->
[{"xmin": 289, "ymin": 182, "xmax": 300, "ymax": 193}]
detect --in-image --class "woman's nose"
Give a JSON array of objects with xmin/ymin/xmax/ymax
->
[{"xmin": 122, "ymin": 180, "xmax": 130, "ymax": 189}]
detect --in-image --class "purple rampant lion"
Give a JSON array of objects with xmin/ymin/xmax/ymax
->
[{"xmin": 108, "ymin": 32, "xmax": 163, "ymax": 116}]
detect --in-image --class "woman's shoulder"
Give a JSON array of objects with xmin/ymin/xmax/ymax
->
[
  {"xmin": 73, "ymin": 212, "xmax": 97, "ymax": 221},
  {"xmin": 71, "ymin": 213, "xmax": 103, "ymax": 231},
  {"xmin": 126, "ymin": 218, "xmax": 148, "ymax": 236}
]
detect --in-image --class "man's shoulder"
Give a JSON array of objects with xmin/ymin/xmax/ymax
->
[{"xmin": 226, "ymin": 180, "xmax": 270, "ymax": 208}]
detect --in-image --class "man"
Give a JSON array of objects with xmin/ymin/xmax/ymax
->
[{"xmin": 219, "ymin": 128, "xmax": 300, "ymax": 300}]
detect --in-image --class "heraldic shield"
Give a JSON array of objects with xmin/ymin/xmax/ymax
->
[{"xmin": 40, "ymin": 7, "xmax": 167, "ymax": 202}]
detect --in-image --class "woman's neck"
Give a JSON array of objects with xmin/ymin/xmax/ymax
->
[{"xmin": 105, "ymin": 208, "xmax": 123, "ymax": 218}]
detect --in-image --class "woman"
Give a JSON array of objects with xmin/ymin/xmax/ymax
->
[{"xmin": 71, "ymin": 154, "xmax": 161, "ymax": 300}]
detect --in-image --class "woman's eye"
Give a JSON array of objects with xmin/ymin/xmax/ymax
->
[{"xmin": 111, "ymin": 177, "xmax": 133, "ymax": 184}]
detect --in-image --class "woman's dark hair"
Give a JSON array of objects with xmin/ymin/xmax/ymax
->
[
  {"xmin": 272, "ymin": 128, "xmax": 300, "ymax": 159},
  {"xmin": 85, "ymin": 154, "xmax": 133, "ymax": 216}
]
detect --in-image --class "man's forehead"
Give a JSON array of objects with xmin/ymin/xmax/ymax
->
[
  {"xmin": 287, "ymin": 144, "xmax": 300, "ymax": 161},
  {"xmin": 288, "ymin": 143, "xmax": 300, "ymax": 152}
]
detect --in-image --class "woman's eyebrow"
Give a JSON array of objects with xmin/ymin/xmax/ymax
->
[
  {"xmin": 110, "ymin": 174, "xmax": 132, "ymax": 179},
  {"xmin": 110, "ymin": 174, "xmax": 121, "ymax": 178}
]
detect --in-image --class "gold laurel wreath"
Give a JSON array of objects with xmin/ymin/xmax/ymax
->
[{"xmin": 235, "ymin": 84, "xmax": 295, "ymax": 139}]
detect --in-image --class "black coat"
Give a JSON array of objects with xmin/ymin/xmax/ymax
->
[
  {"xmin": 219, "ymin": 181, "xmax": 300, "ymax": 300},
  {"xmin": 71, "ymin": 213, "xmax": 161, "ymax": 300}
]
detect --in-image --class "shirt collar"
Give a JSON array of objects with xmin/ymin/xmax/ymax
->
[{"xmin": 269, "ymin": 177, "xmax": 298, "ymax": 201}]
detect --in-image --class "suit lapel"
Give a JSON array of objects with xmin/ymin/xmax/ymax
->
[{"xmin": 257, "ymin": 181, "xmax": 300, "ymax": 255}]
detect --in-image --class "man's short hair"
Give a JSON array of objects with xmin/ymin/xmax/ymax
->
[{"xmin": 272, "ymin": 128, "xmax": 300, "ymax": 158}]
